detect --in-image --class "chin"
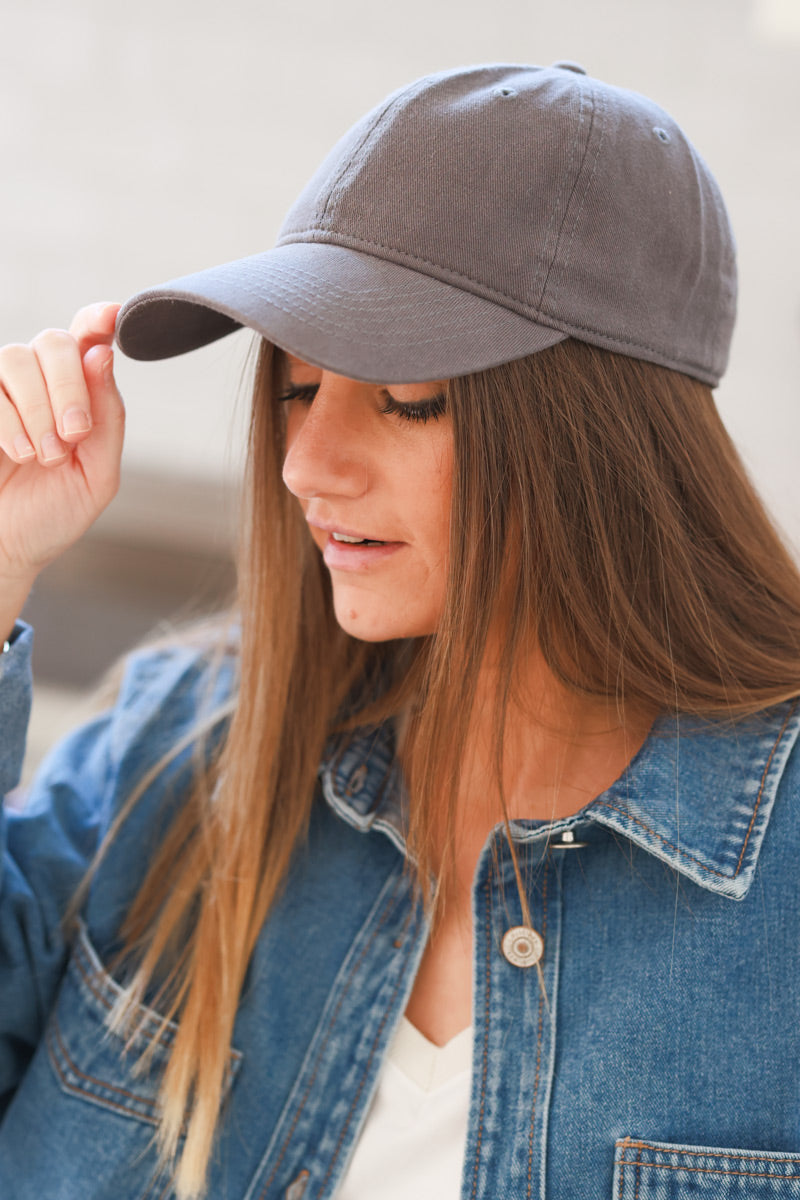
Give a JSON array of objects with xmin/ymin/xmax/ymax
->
[{"xmin": 331, "ymin": 594, "xmax": 437, "ymax": 642}]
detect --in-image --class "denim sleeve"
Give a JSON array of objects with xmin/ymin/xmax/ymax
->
[
  {"xmin": 0, "ymin": 622, "xmax": 113, "ymax": 1106},
  {"xmin": 0, "ymin": 622, "xmax": 33, "ymax": 799},
  {"xmin": 0, "ymin": 622, "xmax": 235, "ymax": 1110}
]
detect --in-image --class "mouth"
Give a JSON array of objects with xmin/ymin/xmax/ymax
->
[
  {"xmin": 315, "ymin": 526, "xmax": 404, "ymax": 571},
  {"xmin": 331, "ymin": 531, "xmax": 386, "ymax": 547}
]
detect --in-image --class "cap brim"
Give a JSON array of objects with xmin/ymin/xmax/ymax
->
[{"xmin": 115, "ymin": 241, "xmax": 565, "ymax": 383}]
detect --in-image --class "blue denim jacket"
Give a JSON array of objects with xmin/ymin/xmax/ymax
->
[{"xmin": 2, "ymin": 619, "xmax": 800, "ymax": 1199}]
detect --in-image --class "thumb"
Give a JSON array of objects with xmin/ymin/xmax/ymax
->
[{"xmin": 69, "ymin": 301, "xmax": 121, "ymax": 357}]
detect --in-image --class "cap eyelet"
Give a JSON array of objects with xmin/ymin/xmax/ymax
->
[
  {"xmin": 497, "ymin": 86, "xmax": 517, "ymax": 98},
  {"xmin": 653, "ymin": 126, "xmax": 671, "ymax": 144}
]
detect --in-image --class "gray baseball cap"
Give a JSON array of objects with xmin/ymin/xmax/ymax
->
[{"xmin": 115, "ymin": 62, "xmax": 736, "ymax": 386}]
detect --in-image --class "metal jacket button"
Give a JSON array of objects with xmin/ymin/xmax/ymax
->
[
  {"xmin": 556, "ymin": 829, "xmax": 588, "ymax": 848},
  {"xmin": 501, "ymin": 925, "xmax": 544, "ymax": 968}
]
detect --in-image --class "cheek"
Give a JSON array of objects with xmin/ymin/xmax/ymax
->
[
  {"xmin": 280, "ymin": 408, "xmax": 303, "ymax": 488},
  {"xmin": 284, "ymin": 403, "xmax": 304, "ymax": 445},
  {"xmin": 427, "ymin": 439, "xmax": 453, "ymax": 556}
]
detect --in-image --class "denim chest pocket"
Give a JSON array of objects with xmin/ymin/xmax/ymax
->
[
  {"xmin": 614, "ymin": 1138, "xmax": 800, "ymax": 1198},
  {"xmin": 33, "ymin": 922, "xmax": 243, "ymax": 1198}
]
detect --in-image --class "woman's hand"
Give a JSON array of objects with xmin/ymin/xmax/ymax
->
[{"xmin": 0, "ymin": 303, "xmax": 125, "ymax": 629}]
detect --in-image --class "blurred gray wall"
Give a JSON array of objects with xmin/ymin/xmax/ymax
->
[{"xmin": 1, "ymin": 0, "xmax": 799, "ymax": 704}]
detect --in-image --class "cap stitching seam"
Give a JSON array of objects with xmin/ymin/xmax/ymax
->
[
  {"xmin": 543, "ymin": 86, "xmax": 605, "ymax": 310},
  {"xmin": 269, "ymin": 233, "xmax": 717, "ymax": 375},
  {"xmin": 535, "ymin": 83, "xmax": 599, "ymax": 310},
  {"xmin": 228, "ymin": 273, "xmax": 538, "ymax": 347},
  {"xmin": 318, "ymin": 86, "xmax": 424, "ymax": 230},
  {"xmin": 527, "ymin": 84, "xmax": 591, "ymax": 306}
]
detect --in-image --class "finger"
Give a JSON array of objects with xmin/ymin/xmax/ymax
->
[
  {"xmin": 31, "ymin": 328, "xmax": 94, "ymax": 444},
  {"xmin": 0, "ymin": 343, "xmax": 69, "ymax": 466},
  {"xmin": 73, "ymin": 344, "xmax": 126, "ymax": 503},
  {"xmin": 68, "ymin": 301, "xmax": 121, "ymax": 356},
  {"xmin": 0, "ymin": 383, "xmax": 37, "ymax": 464}
]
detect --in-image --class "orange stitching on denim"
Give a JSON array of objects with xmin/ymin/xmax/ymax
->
[
  {"xmin": 735, "ymin": 700, "xmax": 797, "ymax": 874},
  {"xmin": 526, "ymin": 865, "xmax": 549, "ymax": 1200},
  {"xmin": 597, "ymin": 700, "xmax": 798, "ymax": 882},
  {"xmin": 617, "ymin": 1137, "xmax": 631, "ymax": 1199},
  {"xmin": 257, "ymin": 881, "xmax": 405, "ymax": 1200},
  {"xmin": 470, "ymin": 880, "xmax": 493, "ymax": 1200},
  {"xmin": 634, "ymin": 1142, "xmax": 641, "ymax": 1200},
  {"xmin": 317, "ymin": 929, "xmax": 419, "ymax": 1196},
  {"xmin": 46, "ymin": 1021, "xmax": 159, "ymax": 1125},
  {"xmin": 72, "ymin": 944, "xmax": 178, "ymax": 1054},
  {"xmin": 619, "ymin": 1141, "xmax": 800, "ymax": 1164},
  {"xmin": 619, "ymin": 1160, "xmax": 800, "ymax": 1180},
  {"xmin": 594, "ymin": 802, "xmax": 731, "ymax": 878},
  {"xmin": 73, "ymin": 944, "xmax": 113, "ymax": 1011}
]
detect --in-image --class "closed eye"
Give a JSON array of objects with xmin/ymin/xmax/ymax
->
[
  {"xmin": 378, "ymin": 390, "xmax": 447, "ymax": 424},
  {"xmin": 276, "ymin": 383, "xmax": 318, "ymax": 405},
  {"xmin": 275, "ymin": 382, "xmax": 447, "ymax": 424}
]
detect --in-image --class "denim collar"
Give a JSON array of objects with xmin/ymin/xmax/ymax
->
[{"xmin": 319, "ymin": 699, "xmax": 800, "ymax": 901}]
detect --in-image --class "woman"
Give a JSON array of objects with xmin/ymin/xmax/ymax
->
[{"xmin": 2, "ymin": 61, "xmax": 800, "ymax": 1200}]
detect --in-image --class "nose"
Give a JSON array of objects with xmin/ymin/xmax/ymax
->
[{"xmin": 281, "ymin": 375, "xmax": 369, "ymax": 501}]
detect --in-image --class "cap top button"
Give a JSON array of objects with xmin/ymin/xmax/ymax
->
[
  {"xmin": 552, "ymin": 60, "xmax": 587, "ymax": 75},
  {"xmin": 501, "ymin": 925, "xmax": 544, "ymax": 968}
]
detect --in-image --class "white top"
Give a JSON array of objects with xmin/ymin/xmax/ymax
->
[{"xmin": 337, "ymin": 1017, "xmax": 473, "ymax": 1200}]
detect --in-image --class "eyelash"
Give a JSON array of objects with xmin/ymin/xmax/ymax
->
[{"xmin": 276, "ymin": 383, "xmax": 447, "ymax": 424}]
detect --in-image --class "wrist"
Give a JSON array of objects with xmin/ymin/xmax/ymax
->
[{"xmin": 0, "ymin": 571, "xmax": 38, "ymax": 645}]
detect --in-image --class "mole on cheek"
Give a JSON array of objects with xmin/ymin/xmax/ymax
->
[{"xmin": 348, "ymin": 609, "xmax": 358, "ymax": 620}]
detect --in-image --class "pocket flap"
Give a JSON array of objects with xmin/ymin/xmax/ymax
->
[
  {"xmin": 614, "ymin": 1138, "xmax": 800, "ymax": 1198},
  {"xmin": 47, "ymin": 921, "xmax": 242, "ymax": 1125}
]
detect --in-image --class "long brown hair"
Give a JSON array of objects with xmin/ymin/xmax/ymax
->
[{"xmin": 93, "ymin": 337, "xmax": 800, "ymax": 1197}]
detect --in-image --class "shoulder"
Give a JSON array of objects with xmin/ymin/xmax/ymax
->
[
  {"xmin": 78, "ymin": 625, "xmax": 240, "ymax": 928},
  {"xmin": 99, "ymin": 621, "xmax": 240, "ymax": 791},
  {"xmin": 110, "ymin": 630, "xmax": 237, "ymax": 748},
  {"xmin": 20, "ymin": 618, "xmax": 240, "ymax": 839}
]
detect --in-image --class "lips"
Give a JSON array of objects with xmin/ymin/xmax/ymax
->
[
  {"xmin": 331, "ymin": 531, "xmax": 385, "ymax": 546},
  {"xmin": 309, "ymin": 525, "xmax": 403, "ymax": 571}
]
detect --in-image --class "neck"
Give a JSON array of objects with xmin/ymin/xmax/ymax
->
[
  {"xmin": 468, "ymin": 663, "xmax": 644, "ymax": 812},
  {"xmin": 459, "ymin": 645, "xmax": 656, "ymax": 826},
  {"xmin": 397, "ymin": 641, "xmax": 658, "ymax": 912},
  {"xmin": 427, "ymin": 646, "xmax": 656, "ymax": 908}
]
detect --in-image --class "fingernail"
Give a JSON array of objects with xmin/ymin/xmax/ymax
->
[
  {"xmin": 103, "ymin": 351, "xmax": 114, "ymax": 381},
  {"xmin": 41, "ymin": 432, "xmax": 66, "ymax": 461},
  {"xmin": 13, "ymin": 435, "xmax": 35, "ymax": 459},
  {"xmin": 62, "ymin": 407, "xmax": 91, "ymax": 435}
]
